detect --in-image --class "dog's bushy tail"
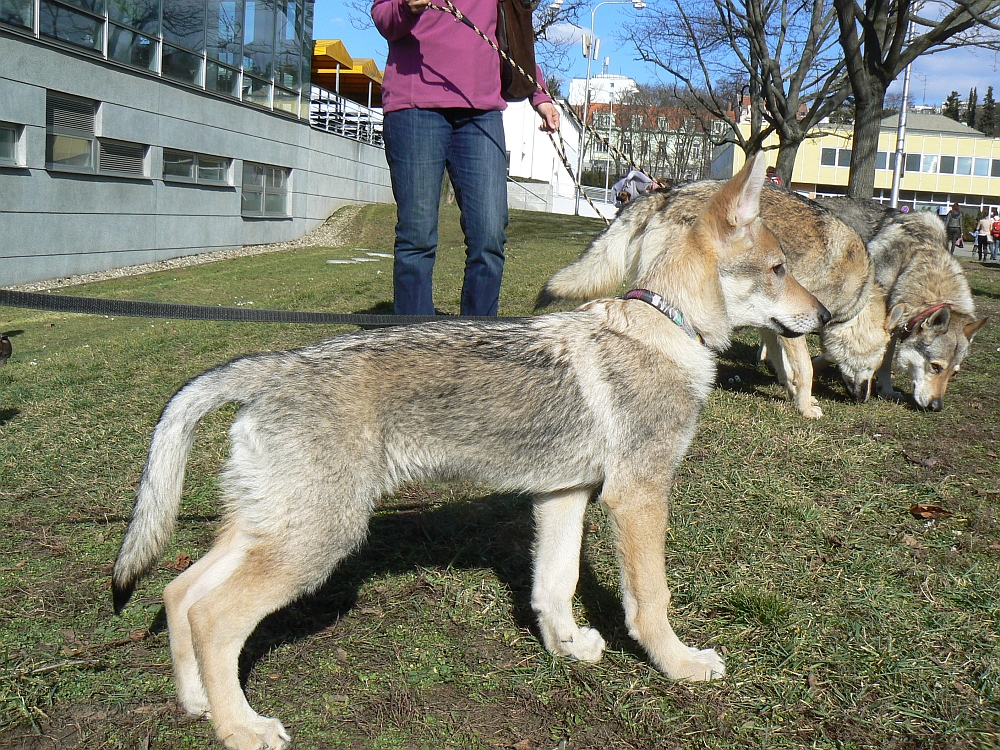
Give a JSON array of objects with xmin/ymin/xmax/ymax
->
[
  {"xmin": 535, "ymin": 207, "xmax": 647, "ymax": 309},
  {"xmin": 111, "ymin": 357, "xmax": 261, "ymax": 613}
]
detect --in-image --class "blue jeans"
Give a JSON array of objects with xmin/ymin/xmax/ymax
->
[{"xmin": 383, "ymin": 108, "xmax": 508, "ymax": 316}]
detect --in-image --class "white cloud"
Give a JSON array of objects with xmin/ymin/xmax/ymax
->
[
  {"xmin": 891, "ymin": 46, "xmax": 1000, "ymax": 106},
  {"xmin": 545, "ymin": 22, "xmax": 586, "ymax": 44}
]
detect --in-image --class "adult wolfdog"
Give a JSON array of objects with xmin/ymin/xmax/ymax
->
[
  {"xmin": 819, "ymin": 199, "xmax": 987, "ymax": 410},
  {"xmin": 112, "ymin": 154, "xmax": 828, "ymax": 750},
  {"xmin": 539, "ymin": 181, "xmax": 890, "ymax": 418}
]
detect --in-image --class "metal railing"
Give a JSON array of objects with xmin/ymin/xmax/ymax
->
[{"xmin": 309, "ymin": 85, "xmax": 384, "ymax": 147}]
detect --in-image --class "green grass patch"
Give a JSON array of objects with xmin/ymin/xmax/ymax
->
[{"xmin": 1, "ymin": 205, "xmax": 999, "ymax": 749}]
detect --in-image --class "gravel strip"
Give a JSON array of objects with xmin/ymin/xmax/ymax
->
[{"xmin": 7, "ymin": 204, "xmax": 365, "ymax": 292}]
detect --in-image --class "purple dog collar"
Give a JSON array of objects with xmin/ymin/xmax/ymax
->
[{"xmin": 622, "ymin": 289, "xmax": 705, "ymax": 345}]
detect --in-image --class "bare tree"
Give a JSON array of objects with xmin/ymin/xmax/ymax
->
[
  {"xmin": 833, "ymin": 0, "xmax": 1000, "ymax": 199},
  {"xmin": 628, "ymin": 0, "xmax": 852, "ymax": 185}
]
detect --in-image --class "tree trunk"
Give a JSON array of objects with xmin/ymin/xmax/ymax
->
[
  {"xmin": 774, "ymin": 140, "xmax": 801, "ymax": 187},
  {"xmin": 847, "ymin": 89, "xmax": 886, "ymax": 200}
]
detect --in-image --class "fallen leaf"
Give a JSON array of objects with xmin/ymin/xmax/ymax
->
[
  {"xmin": 807, "ymin": 671, "xmax": 820, "ymax": 689},
  {"xmin": 513, "ymin": 741, "xmax": 533, "ymax": 750},
  {"xmin": 162, "ymin": 553, "xmax": 192, "ymax": 571},
  {"xmin": 987, "ymin": 541, "xmax": 1000, "ymax": 552},
  {"xmin": 825, "ymin": 534, "xmax": 846, "ymax": 548},
  {"xmin": 901, "ymin": 533, "xmax": 924, "ymax": 550},
  {"xmin": 334, "ymin": 647, "xmax": 348, "ymax": 663},
  {"xmin": 909, "ymin": 503, "xmax": 953, "ymax": 520}
]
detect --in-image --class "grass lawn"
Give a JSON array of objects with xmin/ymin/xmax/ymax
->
[{"xmin": 1, "ymin": 204, "xmax": 999, "ymax": 750}]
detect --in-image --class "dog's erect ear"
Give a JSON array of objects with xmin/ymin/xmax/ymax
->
[
  {"xmin": 725, "ymin": 151, "xmax": 768, "ymax": 230},
  {"xmin": 965, "ymin": 316, "xmax": 987, "ymax": 340},
  {"xmin": 923, "ymin": 305, "xmax": 951, "ymax": 331},
  {"xmin": 885, "ymin": 303, "xmax": 906, "ymax": 332}
]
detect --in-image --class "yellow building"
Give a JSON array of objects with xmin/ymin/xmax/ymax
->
[{"xmin": 711, "ymin": 113, "xmax": 1000, "ymax": 213}]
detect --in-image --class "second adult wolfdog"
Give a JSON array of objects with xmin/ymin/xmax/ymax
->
[
  {"xmin": 539, "ymin": 181, "xmax": 891, "ymax": 418},
  {"xmin": 819, "ymin": 199, "xmax": 987, "ymax": 410},
  {"xmin": 112, "ymin": 154, "xmax": 829, "ymax": 750}
]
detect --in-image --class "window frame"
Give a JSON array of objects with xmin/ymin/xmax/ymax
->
[
  {"xmin": 45, "ymin": 92, "xmax": 98, "ymax": 174},
  {"xmin": 0, "ymin": 122, "xmax": 22, "ymax": 167},
  {"xmin": 97, "ymin": 137, "xmax": 150, "ymax": 178},
  {"xmin": 820, "ymin": 147, "xmax": 836, "ymax": 167},
  {"xmin": 162, "ymin": 148, "xmax": 233, "ymax": 185},
  {"xmin": 241, "ymin": 160, "xmax": 290, "ymax": 218}
]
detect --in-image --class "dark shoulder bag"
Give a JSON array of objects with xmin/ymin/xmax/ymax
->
[{"xmin": 497, "ymin": 0, "xmax": 540, "ymax": 101}]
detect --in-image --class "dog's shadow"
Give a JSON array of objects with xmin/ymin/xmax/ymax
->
[{"xmin": 222, "ymin": 492, "xmax": 632, "ymax": 683}]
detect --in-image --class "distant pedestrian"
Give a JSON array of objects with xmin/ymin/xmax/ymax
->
[
  {"xmin": 945, "ymin": 203, "xmax": 963, "ymax": 254},
  {"xmin": 765, "ymin": 166, "xmax": 783, "ymax": 186},
  {"xmin": 611, "ymin": 170, "xmax": 657, "ymax": 201},
  {"xmin": 977, "ymin": 212, "xmax": 992, "ymax": 261},
  {"xmin": 991, "ymin": 209, "xmax": 1000, "ymax": 261}
]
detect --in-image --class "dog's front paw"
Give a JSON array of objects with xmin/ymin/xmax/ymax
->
[
  {"xmin": 668, "ymin": 646, "xmax": 726, "ymax": 682},
  {"xmin": 562, "ymin": 626, "xmax": 607, "ymax": 663},
  {"xmin": 218, "ymin": 715, "xmax": 290, "ymax": 750},
  {"xmin": 798, "ymin": 402, "xmax": 823, "ymax": 419}
]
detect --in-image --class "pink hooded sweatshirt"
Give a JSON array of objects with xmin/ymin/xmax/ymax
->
[{"xmin": 371, "ymin": 0, "xmax": 552, "ymax": 113}]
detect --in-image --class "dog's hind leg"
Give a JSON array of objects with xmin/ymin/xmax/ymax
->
[
  {"xmin": 163, "ymin": 529, "xmax": 248, "ymax": 717},
  {"xmin": 603, "ymin": 483, "xmax": 724, "ymax": 681},
  {"xmin": 531, "ymin": 489, "xmax": 606, "ymax": 663},
  {"xmin": 185, "ymin": 505, "xmax": 373, "ymax": 750}
]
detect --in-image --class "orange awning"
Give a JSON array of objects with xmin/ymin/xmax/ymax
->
[{"xmin": 311, "ymin": 40, "xmax": 383, "ymax": 108}]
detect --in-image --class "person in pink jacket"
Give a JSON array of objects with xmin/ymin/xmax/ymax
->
[{"xmin": 372, "ymin": 0, "xmax": 560, "ymax": 315}]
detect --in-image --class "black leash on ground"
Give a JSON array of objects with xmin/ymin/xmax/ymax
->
[{"xmin": 0, "ymin": 289, "xmax": 523, "ymax": 327}]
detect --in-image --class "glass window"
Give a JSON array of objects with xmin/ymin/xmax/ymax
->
[
  {"xmin": 820, "ymin": 147, "xmax": 836, "ymax": 167},
  {"xmin": 198, "ymin": 155, "xmax": 230, "ymax": 182},
  {"xmin": 0, "ymin": 124, "xmax": 16, "ymax": 165},
  {"xmin": 939, "ymin": 155, "xmax": 955, "ymax": 174},
  {"xmin": 974, "ymin": 158, "xmax": 990, "ymax": 176},
  {"xmin": 163, "ymin": 149, "xmax": 195, "ymax": 179},
  {"xmin": 242, "ymin": 0, "xmax": 275, "ymax": 77},
  {"xmin": 273, "ymin": 86, "xmax": 297, "ymax": 115},
  {"xmin": 162, "ymin": 0, "xmax": 205, "ymax": 51},
  {"xmin": 905, "ymin": 153, "xmax": 920, "ymax": 172},
  {"xmin": 921, "ymin": 154, "xmax": 938, "ymax": 173},
  {"xmin": 40, "ymin": 0, "xmax": 104, "ymax": 50},
  {"xmin": 206, "ymin": 61, "xmax": 240, "ymax": 97},
  {"xmin": 838, "ymin": 149, "xmax": 852, "ymax": 167},
  {"xmin": 243, "ymin": 74, "xmax": 270, "ymax": 106},
  {"xmin": 298, "ymin": 0, "xmax": 312, "ymax": 94},
  {"xmin": 242, "ymin": 161, "xmax": 288, "ymax": 216},
  {"xmin": 107, "ymin": 0, "xmax": 158, "ymax": 33},
  {"xmin": 0, "ymin": 0, "xmax": 34, "ymax": 28},
  {"xmin": 876, "ymin": 151, "xmax": 887, "ymax": 170},
  {"xmin": 207, "ymin": 0, "xmax": 242, "ymax": 65},
  {"xmin": 162, "ymin": 44, "xmax": 203, "ymax": 84},
  {"xmin": 957, "ymin": 156, "xmax": 972, "ymax": 175},
  {"xmin": 993, "ymin": 159, "xmax": 1000, "ymax": 177},
  {"xmin": 46, "ymin": 134, "xmax": 94, "ymax": 169},
  {"xmin": 273, "ymin": 0, "xmax": 300, "ymax": 89},
  {"xmin": 108, "ymin": 24, "xmax": 157, "ymax": 70},
  {"xmin": 58, "ymin": 0, "xmax": 103, "ymax": 14}
]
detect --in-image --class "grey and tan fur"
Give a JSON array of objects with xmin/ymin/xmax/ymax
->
[
  {"xmin": 819, "ymin": 199, "xmax": 987, "ymax": 410},
  {"xmin": 112, "ymin": 154, "xmax": 828, "ymax": 750},
  {"xmin": 539, "ymin": 180, "xmax": 891, "ymax": 418}
]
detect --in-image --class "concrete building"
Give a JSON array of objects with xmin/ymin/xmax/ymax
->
[
  {"xmin": 0, "ymin": 6, "xmax": 392, "ymax": 286},
  {"xmin": 711, "ymin": 113, "xmax": 1000, "ymax": 214}
]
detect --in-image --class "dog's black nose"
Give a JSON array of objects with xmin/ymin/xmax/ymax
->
[
  {"xmin": 818, "ymin": 304, "xmax": 832, "ymax": 326},
  {"xmin": 929, "ymin": 397, "xmax": 943, "ymax": 412}
]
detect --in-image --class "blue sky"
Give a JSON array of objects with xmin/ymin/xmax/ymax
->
[{"xmin": 317, "ymin": 1, "xmax": 1000, "ymax": 107}]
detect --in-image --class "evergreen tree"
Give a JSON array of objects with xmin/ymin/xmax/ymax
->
[
  {"xmin": 943, "ymin": 91, "xmax": 961, "ymax": 120},
  {"xmin": 979, "ymin": 86, "xmax": 997, "ymax": 136},
  {"xmin": 964, "ymin": 87, "xmax": 978, "ymax": 127}
]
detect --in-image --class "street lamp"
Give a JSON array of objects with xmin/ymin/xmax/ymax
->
[{"xmin": 551, "ymin": 0, "xmax": 646, "ymax": 215}]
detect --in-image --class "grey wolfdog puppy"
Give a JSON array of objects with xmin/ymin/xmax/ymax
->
[
  {"xmin": 112, "ymin": 153, "xmax": 829, "ymax": 750},
  {"xmin": 819, "ymin": 199, "xmax": 987, "ymax": 410},
  {"xmin": 539, "ymin": 180, "xmax": 889, "ymax": 418}
]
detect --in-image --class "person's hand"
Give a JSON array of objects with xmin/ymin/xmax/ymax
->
[
  {"xmin": 535, "ymin": 102, "xmax": 560, "ymax": 132},
  {"xmin": 406, "ymin": 0, "xmax": 430, "ymax": 14}
]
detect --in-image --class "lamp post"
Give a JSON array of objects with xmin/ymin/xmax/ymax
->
[
  {"xmin": 604, "ymin": 79, "xmax": 615, "ymax": 203},
  {"xmin": 551, "ymin": 0, "xmax": 646, "ymax": 215}
]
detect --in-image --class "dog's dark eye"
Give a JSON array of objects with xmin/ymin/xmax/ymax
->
[
  {"xmin": 772, "ymin": 264, "xmax": 786, "ymax": 277},
  {"xmin": 930, "ymin": 362, "xmax": 943, "ymax": 374}
]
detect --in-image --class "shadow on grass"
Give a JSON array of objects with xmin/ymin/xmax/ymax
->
[
  {"xmin": 0, "ymin": 409, "xmax": 19, "ymax": 424},
  {"xmin": 198, "ymin": 491, "xmax": 637, "ymax": 686}
]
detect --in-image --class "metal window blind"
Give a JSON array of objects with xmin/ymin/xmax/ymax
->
[
  {"xmin": 99, "ymin": 141, "xmax": 146, "ymax": 175},
  {"xmin": 46, "ymin": 95, "xmax": 96, "ymax": 136}
]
